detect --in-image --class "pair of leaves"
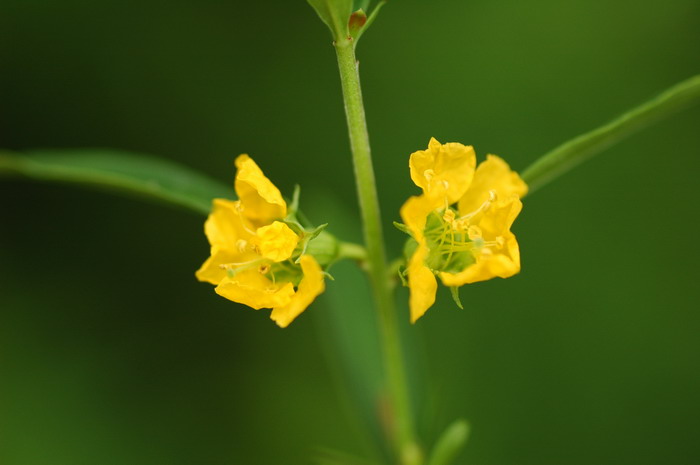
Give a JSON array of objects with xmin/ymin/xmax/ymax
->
[{"xmin": 307, "ymin": 0, "xmax": 385, "ymax": 43}]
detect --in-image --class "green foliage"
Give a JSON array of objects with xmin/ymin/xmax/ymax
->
[
  {"xmin": 522, "ymin": 74, "xmax": 700, "ymax": 194},
  {"xmin": 307, "ymin": 0, "xmax": 353, "ymax": 40},
  {"xmin": 0, "ymin": 149, "xmax": 232, "ymax": 215},
  {"xmin": 351, "ymin": 1, "xmax": 385, "ymax": 43}
]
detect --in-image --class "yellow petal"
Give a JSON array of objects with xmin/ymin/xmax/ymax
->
[
  {"xmin": 204, "ymin": 199, "xmax": 253, "ymax": 250},
  {"xmin": 400, "ymin": 194, "xmax": 439, "ymax": 321},
  {"xmin": 407, "ymin": 242, "xmax": 437, "ymax": 323},
  {"xmin": 458, "ymin": 155, "xmax": 527, "ymax": 217},
  {"xmin": 439, "ymin": 233, "xmax": 521, "ymax": 285},
  {"xmin": 409, "ymin": 138, "xmax": 476, "ymax": 204},
  {"xmin": 234, "ymin": 154, "xmax": 286, "ymax": 225},
  {"xmin": 399, "ymin": 194, "xmax": 438, "ymax": 242},
  {"xmin": 477, "ymin": 196, "xmax": 523, "ymax": 239},
  {"xmin": 195, "ymin": 247, "xmax": 240, "ymax": 285},
  {"xmin": 255, "ymin": 221, "xmax": 299, "ymax": 262},
  {"xmin": 442, "ymin": 195, "xmax": 523, "ymax": 286},
  {"xmin": 215, "ymin": 269, "xmax": 295, "ymax": 310},
  {"xmin": 270, "ymin": 255, "xmax": 325, "ymax": 328}
]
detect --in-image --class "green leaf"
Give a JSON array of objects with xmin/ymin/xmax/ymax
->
[
  {"xmin": 522, "ymin": 74, "xmax": 700, "ymax": 194},
  {"xmin": 0, "ymin": 148, "xmax": 233, "ymax": 215},
  {"xmin": 449, "ymin": 287, "xmax": 463, "ymax": 310},
  {"xmin": 352, "ymin": 1, "xmax": 386, "ymax": 44},
  {"xmin": 307, "ymin": 0, "xmax": 353, "ymax": 40},
  {"xmin": 425, "ymin": 419, "xmax": 470, "ymax": 465}
]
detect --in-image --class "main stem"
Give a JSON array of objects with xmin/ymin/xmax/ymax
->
[{"xmin": 334, "ymin": 38, "xmax": 419, "ymax": 464}]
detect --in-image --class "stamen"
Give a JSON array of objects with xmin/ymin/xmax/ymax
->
[
  {"xmin": 442, "ymin": 210, "xmax": 456, "ymax": 223},
  {"xmin": 467, "ymin": 225, "xmax": 482, "ymax": 241},
  {"xmin": 457, "ymin": 191, "xmax": 497, "ymax": 223},
  {"xmin": 236, "ymin": 239, "xmax": 249, "ymax": 253},
  {"xmin": 219, "ymin": 259, "xmax": 257, "ymax": 270},
  {"xmin": 218, "ymin": 258, "xmax": 269, "ymax": 277}
]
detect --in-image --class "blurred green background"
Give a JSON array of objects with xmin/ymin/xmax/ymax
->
[{"xmin": 1, "ymin": 1, "xmax": 699, "ymax": 464}]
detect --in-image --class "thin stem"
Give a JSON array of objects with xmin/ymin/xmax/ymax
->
[
  {"xmin": 522, "ymin": 75, "xmax": 700, "ymax": 194},
  {"xmin": 334, "ymin": 37, "xmax": 420, "ymax": 465},
  {"xmin": 338, "ymin": 241, "xmax": 368, "ymax": 262}
]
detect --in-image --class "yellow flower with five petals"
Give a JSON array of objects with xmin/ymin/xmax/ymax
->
[
  {"xmin": 399, "ymin": 138, "xmax": 527, "ymax": 323},
  {"xmin": 196, "ymin": 154, "xmax": 325, "ymax": 328}
]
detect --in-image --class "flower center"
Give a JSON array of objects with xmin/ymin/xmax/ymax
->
[{"xmin": 423, "ymin": 191, "xmax": 504, "ymax": 273}]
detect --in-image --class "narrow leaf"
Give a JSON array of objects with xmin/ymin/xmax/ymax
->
[
  {"xmin": 426, "ymin": 419, "xmax": 470, "ymax": 465},
  {"xmin": 307, "ymin": 0, "xmax": 353, "ymax": 40},
  {"xmin": 0, "ymin": 148, "xmax": 233, "ymax": 215},
  {"xmin": 353, "ymin": 0, "xmax": 386, "ymax": 44},
  {"xmin": 522, "ymin": 75, "xmax": 700, "ymax": 194}
]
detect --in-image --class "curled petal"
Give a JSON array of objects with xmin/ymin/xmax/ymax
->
[
  {"xmin": 270, "ymin": 255, "xmax": 325, "ymax": 328},
  {"xmin": 409, "ymin": 137, "xmax": 476, "ymax": 204},
  {"xmin": 458, "ymin": 155, "xmax": 527, "ymax": 217},
  {"xmin": 255, "ymin": 221, "xmax": 299, "ymax": 262},
  {"xmin": 234, "ymin": 154, "xmax": 286, "ymax": 225},
  {"xmin": 215, "ymin": 270, "xmax": 295, "ymax": 310}
]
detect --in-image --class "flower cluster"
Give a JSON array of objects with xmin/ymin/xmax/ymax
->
[
  {"xmin": 399, "ymin": 138, "xmax": 527, "ymax": 322},
  {"xmin": 196, "ymin": 155, "xmax": 326, "ymax": 328}
]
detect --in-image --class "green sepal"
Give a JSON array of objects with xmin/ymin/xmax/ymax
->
[
  {"xmin": 438, "ymin": 250, "xmax": 474, "ymax": 274},
  {"xmin": 302, "ymin": 229, "xmax": 340, "ymax": 267},
  {"xmin": 402, "ymin": 237, "xmax": 418, "ymax": 263},
  {"xmin": 295, "ymin": 223, "xmax": 330, "ymax": 262},
  {"xmin": 307, "ymin": 0, "xmax": 353, "ymax": 41},
  {"xmin": 449, "ymin": 287, "xmax": 463, "ymax": 310},
  {"xmin": 393, "ymin": 221, "xmax": 411, "ymax": 236},
  {"xmin": 397, "ymin": 265, "xmax": 408, "ymax": 287}
]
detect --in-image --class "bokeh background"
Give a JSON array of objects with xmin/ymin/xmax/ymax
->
[{"xmin": 2, "ymin": 1, "xmax": 700, "ymax": 464}]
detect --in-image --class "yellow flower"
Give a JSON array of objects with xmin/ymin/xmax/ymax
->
[
  {"xmin": 196, "ymin": 154, "xmax": 325, "ymax": 327},
  {"xmin": 399, "ymin": 139, "xmax": 527, "ymax": 323}
]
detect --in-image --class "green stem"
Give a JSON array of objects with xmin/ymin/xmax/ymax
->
[
  {"xmin": 334, "ymin": 38, "xmax": 420, "ymax": 464},
  {"xmin": 338, "ymin": 241, "xmax": 368, "ymax": 262},
  {"xmin": 522, "ymin": 74, "xmax": 700, "ymax": 194}
]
